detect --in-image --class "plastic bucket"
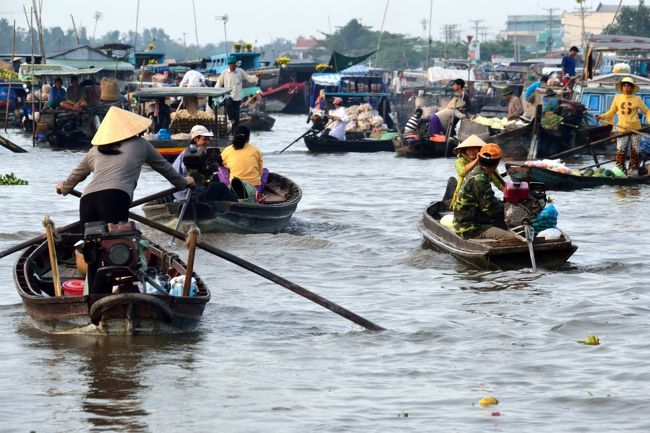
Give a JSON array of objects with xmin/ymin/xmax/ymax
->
[{"xmin": 62, "ymin": 279, "xmax": 85, "ymax": 297}]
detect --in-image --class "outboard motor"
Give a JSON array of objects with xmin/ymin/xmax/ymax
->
[
  {"xmin": 504, "ymin": 181, "xmax": 546, "ymax": 230},
  {"xmin": 81, "ymin": 221, "xmax": 142, "ymax": 294}
]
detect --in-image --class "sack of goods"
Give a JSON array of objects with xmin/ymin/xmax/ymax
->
[
  {"xmin": 100, "ymin": 77, "xmax": 120, "ymax": 102},
  {"xmin": 532, "ymin": 204, "xmax": 558, "ymax": 234},
  {"xmin": 345, "ymin": 103, "xmax": 388, "ymax": 133},
  {"xmin": 612, "ymin": 63, "xmax": 631, "ymax": 74}
]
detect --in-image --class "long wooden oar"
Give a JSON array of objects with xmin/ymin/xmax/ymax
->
[
  {"xmin": 0, "ymin": 187, "xmax": 178, "ymax": 259},
  {"xmin": 128, "ymin": 211, "xmax": 385, "ymax": 332},
  {"xmin": 599, "ymin": 120, "xmax": 650, "ymax": 139},
  {"xmin": 0, "ymin": 135, "xmax": 27, "ymax": 153},
  {"xmin": 42, "ymin": 216, "xmax": 62, "ymax": 297},
  {"xmin": 546, "ymin": 126, "xmax": 650, "ymax": 160}
]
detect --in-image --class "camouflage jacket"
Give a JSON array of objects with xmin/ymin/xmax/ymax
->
[{"xmin": 453, "ymin": 165, "xmax": 505, "ymax": 238}]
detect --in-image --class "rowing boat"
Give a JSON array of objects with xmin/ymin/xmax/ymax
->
[
  {"xmin": 14, "ymin": 222, "xmax": 210, "ymax": 334},
  {"xmin": 419, "ymin": 201, "xmax": 577, "ymax": 270},
  {"xmin": 304, "ymin": 135, "xmax": 395, "ymax": 153}
]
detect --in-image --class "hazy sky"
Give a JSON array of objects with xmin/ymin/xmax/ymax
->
[{"xmin": 1, "ymin": 0, "xmax": 640, "ymax": 47}]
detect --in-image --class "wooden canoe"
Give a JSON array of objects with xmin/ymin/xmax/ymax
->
[
  {"xmin": 419, "ymin": 201, "xmax": 577, "ymax": 270},
  {"xmin": 506, "ymin": 163, "xmax": 650, "ymax": 190},
  {"xmin": 142, "ymin": 172, "xmax": 302, "ymax": 234},
  {"xmin": 304, "ymin": 134, "xmax": 395, "ymax": 153},
  {"xmin": 393, "ymin": 135, "xmax": 449, "ymax": 158},
  {"xmin": 239, "ymin": 112, "xmax": 276, "ymax": 131},
  {"xmin": 14, "ymin": 223, "xmax": 210, "ymax": 335}
]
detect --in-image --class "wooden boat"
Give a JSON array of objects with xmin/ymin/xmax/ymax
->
[
  {"xmin": 458, "ymin": 119, "xmax": 532, "ymax": 160},
  {"xmin": 419, "ymin": 201, "xmax": 577, "ymax": 270},
  {"xmin": 393, "ymin": 134, "xmax": 448, "ymax": 158},
  {"xmin": 262, "ymin": 82, "xmax": 307, "ymax": 113},
  {"xmin": 506, "ymin": 162, "xmax": 650, "ymax": 190},
  {"xmin": 304, "ymin": 134, "xmax": 395, "ymax": 153},
  {"xmin": 14, "ymin": 222, "xmax": 210, "ymax": 335},
  {"xmin": 142, "ymin": 172, "xmax": 302, "ymax": 234},
  {"xmin": 239, "ymin": 112, "xmax": 276, "ymax": 131}
]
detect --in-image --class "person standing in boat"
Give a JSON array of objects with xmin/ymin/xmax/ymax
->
[
  {"xmin": 56, "ymin": 107, "xmax": 194, "ymax": 226},
  {"xmin": 453, "ymin": 143, "xmax": 517, "ymax": 241},
  {"xmin": 215, "ymin": 54, "xmax": 261, "ymax": 131},
  {"xmin": 178, "ymin": 64, "xmax": 206, "ymax": 87},
  {"xmin": 596, "ymin": 76, "xmax": 650, "ymax": 176},
  {"xmin": 172, "ymin": 125, "xmax": 237, "ymax": 202},
  {"xmin": 324, "ymin": 97, "xmax": 349, "ymax": 141},
  {"xmin": 450, "ymin": 135, "xmax": 505, "ymax": 209},
  {"xmin": 502, "ymin": 86, "xmax": 524, "ymax": 121}
]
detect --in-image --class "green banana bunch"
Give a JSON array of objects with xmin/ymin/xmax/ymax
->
[{"xmin": 0, "ymin": 172, "xmax": 28, "ymax": 185}]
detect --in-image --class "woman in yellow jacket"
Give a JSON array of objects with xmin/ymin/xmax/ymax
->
[
  {"xmin": 596, "ymin": 76, "xmax": 650, "ymax": 176},
  {"xmin": 220, "ymin": 125, "xmax": 263, "ymax": 200}
]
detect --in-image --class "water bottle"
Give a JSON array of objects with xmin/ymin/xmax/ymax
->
[{"xmin": 257, "ymin": 168, "xmax": 269, "ymax": 192}]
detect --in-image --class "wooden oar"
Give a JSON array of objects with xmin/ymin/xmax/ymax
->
[
  {"xmin": 599, "ymin": 120, "xmax": 650, "ymax": 139},
  {"xmin": 0, "ymin": 135, "xmax": 27, "ymax": 153},
  {"xmin": 279, "ymin": 123, "xmax": 329, "ymax": 154},
  {"xmin": 0, "ymin": 187, "xmax": 179, "ymax": 259},
  {"xmin": 183, "ymin": 227, "xmax": 199, "ymax": 297},
  {"xmin": 42, "ymin": 216, "xmax": 62, "ymax": 297},
  {"xmin": 127, "ymin": 211, "xmax": 385, "ymax": 332},
  {"xmin": 545, "ymin": 127, "xmax": 650, "ymax": 161}
]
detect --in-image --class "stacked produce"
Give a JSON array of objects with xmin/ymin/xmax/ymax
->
[
  {"xmin": 344, "ymin": 103, "xmax": 388, "ymax": 133},
  {"xmin": 473, "ymin": 116, "xmax": 515, "ymax": 130},
  {"xmin": 523, "ymin": 160, "xmax": 629, "ymax": 178},
  {"xmin": 169, "ymin": 109, "xmax": 226, "ymax": 135}
]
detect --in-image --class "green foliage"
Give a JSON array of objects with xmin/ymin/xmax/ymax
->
[
  {"xmin": 606, "ymin": 0, "xmax": 650, "ymax": 37},
  {"xmin": 0, "ymin": 173, "xmax": 28, "ymax": 185}
]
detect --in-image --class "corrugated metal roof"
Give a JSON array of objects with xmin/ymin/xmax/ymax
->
[
  {"xmin": 47, "ymin": 59, "xmax": 134, "ymax": 71},
  {"xmin": 587, "ymin": 34, "xmax": 650, "ymax": 51}
]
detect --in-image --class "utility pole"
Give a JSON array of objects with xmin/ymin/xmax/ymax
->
[
  {"xmin": 469, "ymin": 19, "xmax": 484, "ymax": 40},
  {"xmin": 543, "ymin": 8, "xmax": 557, "ymax": 53},
  {"xmin": 512, "ymin": 15, "xmax": 519, "ymax": 61},
  {"xmin": 479, "ymin": 26, "xmax": 489, "ymax": 43},
  {"xmin": 182, "ymin": 32, "xmax": 188, "ymax": 61}
]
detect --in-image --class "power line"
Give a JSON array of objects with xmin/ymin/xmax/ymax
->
[{"xmin": 469, "ymin": 19, "xmax": 484, "ymax": 40}]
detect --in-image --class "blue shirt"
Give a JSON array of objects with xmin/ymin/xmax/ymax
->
[
  {"xmin": 49, "ymin": 86, "xmax": 65, "ymax": 108},
  {"xmin": 524, "ymin": 81, "xmax": 542, "ymax": 100},
  {"xmin": 561, "ymin": 54, "xmax": 577, "ymax": 76}
]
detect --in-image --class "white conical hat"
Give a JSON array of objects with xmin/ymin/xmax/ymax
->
[{"xmin": 91, "ymin": 106, "xmax": 152, "ymax": 146}]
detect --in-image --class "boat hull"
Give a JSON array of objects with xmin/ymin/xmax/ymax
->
[
  {"xmin": 506, "ymin": 163, "xmax": 650, "ymax": 190},
  {"xmin": 393, "ymin": 136, "xmax": 448, "ymax": 158},
  {"xmin": 419, "ymin": 202, "xmax": 577, "ymax": 270},
  {"xmin": 304, "ymin": 135, "xmax": 395, "ymax": 153},
  {"xmin": 142, "ymin": 172, "xmax": 302, "ymax": 234},
  {"xmin": 14, "ymin": 226, "xmax": 210, "ymax": 335},
  {"xmin": 239, "ymin": 113, "xmax": 276, "ymax": 131}
]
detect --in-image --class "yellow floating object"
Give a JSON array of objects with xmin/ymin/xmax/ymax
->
[
  {"xmin": 479, "ymin": 396, "xmax": 499, "ymax": 407},
  {"xmin": 578, "ymin": 335, "xmax": 600, "ymax": 345}
]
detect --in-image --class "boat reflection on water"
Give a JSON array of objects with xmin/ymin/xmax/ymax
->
[{"xmin": 17, "ymin": 326, "xmax": 204, "ymax": 432}]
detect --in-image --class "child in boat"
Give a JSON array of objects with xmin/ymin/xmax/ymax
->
[
  {"xmin": 596, "ymin": 76, "xmax": 650, "ymax": 176},
  {"xmin": 450, "ymin": 134, "xmax": 505, "ymax": 209}
]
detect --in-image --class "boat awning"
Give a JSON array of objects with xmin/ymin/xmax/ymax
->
[
  {"xmin": 311, "ymin": 73, "xmax": 341, "ymax": 87},
  {"xmin": 131, "ymin": 87, "xmax": 231, "ymax": 98},
  {"xmin": 47, "ymin": 59, "xmax": 134, "ymax": 71},
  {"xmin": 586, "ymin": 34, "xmax": 650, "ymax": 51},
  {"xmin": 31, "ymin": 67, "xmax": 105, "ymax": 77}
]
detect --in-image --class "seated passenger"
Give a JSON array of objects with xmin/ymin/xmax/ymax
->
[
  {"xmin": 404, "ymin": 108, "xmax": 423, "ymax": 135},
  {"xmin": 324, "ymin": 97, "xmax": 349, "ymax": 140},
  {"xmin": 59, "ymin": 76, "xmax": 87, "ymax": 111},
  {"xmin": 220, "ymin": 125, "xmax": 264, "ymax": 187},
  {"xmin": 453, "ymin": 143, "xmax": 518, "ymax": 241},
  {"xmin": 172, "ymin": 125, "xmax": 237, "ymax": 202},
  {"xmin": 48, "ymin": 77, "xmax": 66, "ymax": 109}
]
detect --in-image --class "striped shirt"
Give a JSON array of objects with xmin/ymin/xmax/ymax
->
[{"xmin": 404, "ymin": 114, "xmax": 420, "ymax": 134}]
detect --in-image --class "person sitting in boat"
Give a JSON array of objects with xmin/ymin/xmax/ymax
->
[
  {"xmin": 541, "ymin": 88, "xmax": 560, "ymax": 114},
  {"xmin": 428, "ymin": 101, "xmax": 466, "ymax": 138},
  {"xmin": 595, "ymin": 76, "xmax": 650, "ymax": 177},
  {"xmin": 172, "ymin": 125, "xmax": 237, "ymax": 203},
  {"xmin": 524, "ymin": 75, "xmax": 548, "ymax": 104},
  {"xmin": 56, "ymin": 107, "xmax": 194, "ymax": 226},
  {"xmin": 48, "ymin": 77, "xmax": 66, "ymax": 109},
  {"xmin": 179, "ymin": 64, "xmax": 206, "ymax": 88},
  {"xmin": 404, "ymin": 108, "xmax": 423, "ymax": 135},
  {"xmin": 502, "ymin": 86, "xmax": 523, "ymax": 121},
  {"xmin": 152, "ymin": 97, "xmax": 172, "ymax": 132},
  {"xmin": 220, "ymin": 125, "xmax": 264, "ymax": 200},
  {"xmin": 242, "ymin": 90, "xmax": 265, "ymax": 115},
  {"xmin": 450, "ymin": 135, "xmax": 505, "ymax": 209},
  {"xmin": 453, "ymin": 143, "xmax": 518, "ymax": 241},
  {"xmin": 59, "ymin": 76, "xmax": 87, "ymax": 111},
  {"xmin": 323, "ymin": 97, "xmax": 349, "ymax": 141}
]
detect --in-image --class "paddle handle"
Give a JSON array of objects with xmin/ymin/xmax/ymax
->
[
  {"xmin": 128, "ymin": 211, "xmax": 385, "ymax": 332},
  {"xmin": 43, "ymin": 216, "xmax": 62, "ymax": 297},
  {"xmin": 183, "ymin": 227, "xmax": 199, "ymax": 297}
]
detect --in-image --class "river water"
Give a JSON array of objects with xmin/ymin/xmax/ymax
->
[{"xmin": 1, "ymin": 115, "xmax": 649, "ymax": 432}]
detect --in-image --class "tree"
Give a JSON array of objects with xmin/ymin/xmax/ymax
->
[{"xmin": 607, "ymin": 0, "xmax": 650, "ymax": 37}]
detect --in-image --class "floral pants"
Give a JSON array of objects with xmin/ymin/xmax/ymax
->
[{"xmin": 616, "ymin": 134, "xmax": 640, "ymax": 170}]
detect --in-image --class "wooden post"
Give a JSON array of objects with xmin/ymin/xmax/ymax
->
[
  {"xmin": 183, "ymin": 227, "xmax": 200, "ymax": 297},
  {"xmin": 43, "ymin": 216, "xmax": 62, "ymax": 297}
]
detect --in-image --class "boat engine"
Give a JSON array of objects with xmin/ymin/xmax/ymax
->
[
  {"xmin": 81, "ymin": 221, "xmax": 143, "ymax": 294},
  {"xmin": 182, "ymin": 145, "xmax": 221, "ymax": 185},
  {"xmin": 503, "ymin": 181, "xmax": 547, "ymax": 230}
]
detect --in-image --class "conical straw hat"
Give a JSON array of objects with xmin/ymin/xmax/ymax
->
[
  {"xmin": 453, "ymin": 134, "xmax": 486, "ymax": 154},
  {"xmin": 91, "ymin": 107, "xmax": 152, "ymax": 146}
]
